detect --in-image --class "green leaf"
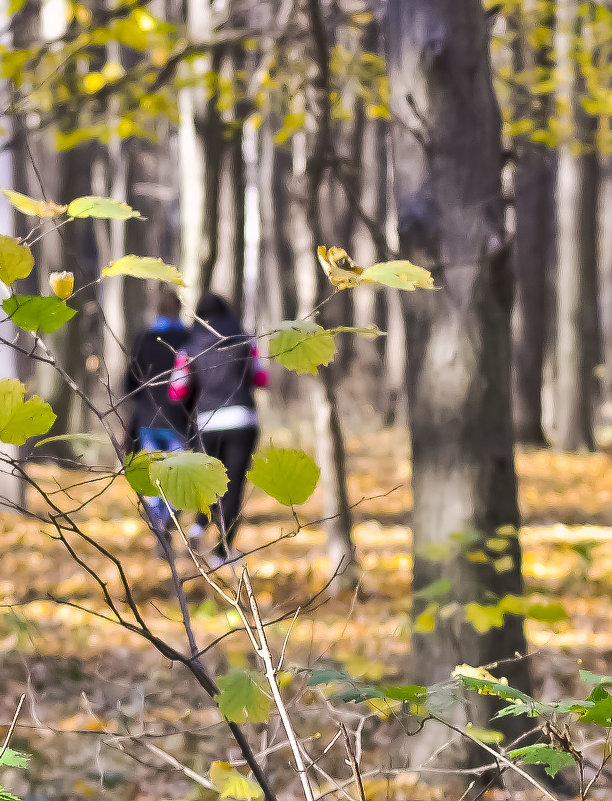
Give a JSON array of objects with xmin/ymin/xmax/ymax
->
[
  {"xmin": 67, "ymin": 195, "xmax": 141, "ymax": 220},
  {"xmin": 0, "ymin": 748, "xmax": 29, "ymax": 769},
  {"xmin": 124, "ymin": 450, "xmax": 164, "ymax": 496},
  {"xmin": 453, "ymin": 667, "xmax": 536, "ymax": 706},
  {"xmin": 2, "ymin": 189, "xmax": 66, "ymax": 218},
  {"xmin": 554, "ymin": 699, "xmax": 595, "ymax": 715},
  {"xmin": 361, "ymin": 260, "xmax": 434, "ymax": 291},
  {"xmin": 0, "ymin": 235, "xmax": 34, "ymax": 285},
  {"xmin": 102, "ymin": 255, "xmax": 184, "ymax": 286},
  {"xmin": 214, "ymin": 670, "xmax": 273, "ymax": 724},
  {"xmin": 209, "ymin": 761, "xmax": 262, "ymax": 800},
  {"xmin": 412, "ymin": 579, "xmax": 452, "ymax": 602},
  {"xmin": 0, "ymin": 378, "xmax": 56, "ymax": 445},
  {"xmin": 381, "ymin": 684, "xmax": 428, "ymax": 702},
  {"xmin": 3, "ymin": 295, "xmax": 76, "ymax": 333},
  {"xmin": 508, "ymin": 745, "xmax": 576, "ymax": 778},
  {"xmin": 579, "ymin": 669, "xmax": 612, "ymax": 686},
  {"xmin": 307, "ymin": 669, "xmax": 352, "ymax": 686},
  {"xmin": 247, "ymin": 447, "xmax": 320, "ymax": 506},
  {"xmin": 149, "ymin": 451, "xmax": 228, "ymax": 514},
  {"xmin": 525, "ymin": 601, "xmax": 568, "ymax": 623},
  {"xmin": 493, "ymin": 702, "xmax": 537, "ymax": 719},
  {"xmin": 269, "ymin": 320, "xmax": 336, "ymax": 374},
  {"xmin": 333, "ymin": 686, "xmax": 384, "ymax": 703},
  {"xmin": 580, "ymin": 686, "xmax": 612, "ymax": 726}
]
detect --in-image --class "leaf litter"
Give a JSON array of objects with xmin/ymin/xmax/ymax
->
[{"xmin": 1, "ymin": 434, "xmax": 612, "ymax": 799}]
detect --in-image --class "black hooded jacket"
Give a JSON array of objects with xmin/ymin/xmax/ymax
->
[
  {"xmin": 125, "ymin": 323, "xmax": 191, "ymax": 434},
  {"xmin": 186, "ymin": 312, "xmax": 255, "ymax": 418}
]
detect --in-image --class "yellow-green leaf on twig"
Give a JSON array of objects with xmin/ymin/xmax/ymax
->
[
  {"xmin": 3, "ymin": 295, "xmax": 76, "ymax": 333},
  {"xmin": 269, "ymin": 319, "xmax": 336, "ymax": 374},
  {"xmin": 247, "ymin": 447, "xmax": 320, "ymax": 506},
  {"xmin": 214, "ymin": 670, "xmax": 273, "ymax": 724},
  {"xmin": 209, "ymin": 761, "xmax": 263, "ymax": 800},
  {"xmin": 465, "ymin": 724, "xmax": 504, "ymax": 745},
  {"xmin": 0, "ymin": 378, "xmax": 56, "ymax": 445},
  {"xmin": 361, "ymin": 260, "xmax": 434, "ymax": 290},
  {"xmin": 0, "ymin": 235, "xmax": 34, "ymax": 285},
  {"xmin": 2, "ymin": 189, "xmax": 67, "ymax": 218},
  {"xmin": 149, "ymin": 451, "xmax": 228, "ymax": 513},
  {"xmin": 35, "ymin": 433, "xmax": 107, "ymax": 448},
  {"xmin": 102, "ymin": 255, "xmax": 184, "ymax": 286},
  {"xmin": 508, "ymin": 744, "xmax": 576, "ymax": 778},
  {"xmin": 330, "ymin": 324, "xmax": 385, "ymax": 339},
  {"xmin": 67, "ymin": 195, "xmax": 141, "ymax": 220},
  {"xmin": 124, "ymin": 449, "xmax": 164, "ymax": 497}
]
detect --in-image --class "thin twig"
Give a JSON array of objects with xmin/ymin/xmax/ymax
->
[
  {"xmin": 0, "ymin": 694, "xmax": 25, "ymax": 762},
  {"xmin": 340, "ymin": 723, "xmax": 366, "ymax": 801}
]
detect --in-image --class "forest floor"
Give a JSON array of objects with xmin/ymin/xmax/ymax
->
[{"xmin": 1, "ymin": 428, "xmax": 612, "ymax": 801}]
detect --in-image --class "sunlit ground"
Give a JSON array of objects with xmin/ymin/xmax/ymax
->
[{"xmin": 1, "ymin": 431, "xmax": 612, "ymax": 799}]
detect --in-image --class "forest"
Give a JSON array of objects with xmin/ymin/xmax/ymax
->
[{"xmin": 0, "ymin": 0, "xmax": 612, "ymax": 799}]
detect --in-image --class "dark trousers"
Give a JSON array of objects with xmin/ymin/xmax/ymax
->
[{"xmin": 195, "ymin": 426, "xmax": 258, "ymax": 556}]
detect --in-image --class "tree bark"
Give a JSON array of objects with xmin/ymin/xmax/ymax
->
[
  {"xmin": 554, "ymin": 0, "xmax": 600, "ymax": 452},
  {"xmin": 178, "ymin": 0, "xmax": 224, "ymax": 311},
  {"xmin": 509, "ymin": 1, "xmax": 555, "ymax": 445},
  {"xmin": 385, "ymin": 0, "xmax": 530, "ymax": 768},
  {"xmin": 601, "ymin": 156, "xmax": 612, "ymax": 408},
  {"xmin": 0, "ymin": 68, "xmax": 21, "ymax": 505}
]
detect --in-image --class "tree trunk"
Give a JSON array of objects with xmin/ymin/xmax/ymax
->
[
  {"xmin": 509, "ymin": 1, "xmax": 555, "ymax": 445},
  {"xmin": 290, "ymin": 139, "xmax": 356, "ymax": 583},
  {"xmin": 600, "ymin": 156, "xmax": 612, "ymax": 410},
  {"xmin": 178, "ymin": 0, "xmax": 223, "ymax": 311},
  {"xmin": 385, "ymin": 0, "xmax": 530, "ymax": 769},
  {"xmin": 0, "ymin": 85, "xmax": 21, "ymax": 506},
  {"xmin": 512, "ymin": 147, "xmax": 554, "ymax": 444},
  {"xmin": 554, "ymin": 0, "xmax": 600, "ymax": 452}
]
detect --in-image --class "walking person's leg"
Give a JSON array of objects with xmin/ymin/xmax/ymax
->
[
  {"xmin": 138, "ymin": 427, "xmax": 184, "ymax": 556},
  {"xmin": 213, "ymin": 426, "xmax": 258, "ymax": 558}
]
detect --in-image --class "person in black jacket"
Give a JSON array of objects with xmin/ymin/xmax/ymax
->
[
  {"xmin": 124, "ymin": 288, "xmax": 190, "ymax": 544},
  {"xmin": 184, "ymin": 294, "xmax": 264, "ymax": 564}
]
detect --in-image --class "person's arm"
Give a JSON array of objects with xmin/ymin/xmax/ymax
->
[{"xmin": 251, "ymin": 343, "xmax": 269, "ymax": 388}]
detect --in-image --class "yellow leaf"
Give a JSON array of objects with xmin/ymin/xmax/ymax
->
[
  {"xmin": 49, "ymin": 271, "xmax": 74, "ymax": 299},
  {"xmin": 73, "ymin": 779, "xmax": 96, "ymax": 797},
  {"xmin": 102, "ymin": 61, "xmax": 125, "ymax": 82},
  {"xmin": 344, "ymin": 656, "xmax": 385, "ymax": 681},
  {"xmin": 2, "ymin": 189, "xmax": 67, "ymax": 218},
  {"xmin": 365, "ymin": 697, "xmax": 401, "ymax": 719},
  {"xmin": 452, "ymin": 664, "xmax": 507, "ymax": 685},
  {"xmin": 464, "ymin": 602, "xmax": 505, "ymax": 633},
  {"xmin": 317, "ymin": 245, "xmax": 364, "ymax": 289},
  {"xmin": 210, "ymin": 761, "xmax": 262, "ymax": 800},
  {"xmin": 494, "ymin": 555, "xmax": 515, "ymax": 573},
  {"xmin": 82, "ymin": 72, "xmax": 105, "ymax": 93},
  {"xmin": 414, "ymin": 602, "xmax": 438, "ymax": 633}
]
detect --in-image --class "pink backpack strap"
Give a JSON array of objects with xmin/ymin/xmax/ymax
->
[
  {"xmin": 169, "ymin": 350, "xmax": 191, "ymax": 400},
  {"xmin": 251, "ymin": 344, "xmax": 269, "ymax": 388}
]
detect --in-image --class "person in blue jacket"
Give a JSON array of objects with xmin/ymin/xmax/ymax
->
[{"xmin": 124, "ymin": 288, "xmax": 190, "ymax": 550}]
